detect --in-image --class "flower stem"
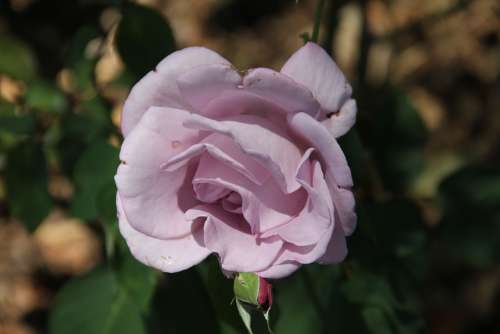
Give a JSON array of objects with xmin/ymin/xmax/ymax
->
[{"xmin": 311, "ymin": 0, "xmax": 326, "ymax": 43}]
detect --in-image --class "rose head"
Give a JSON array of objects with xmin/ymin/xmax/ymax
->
[{"xmin": 115, "ymin": 42, "xmax": 357, "ymax": 279}]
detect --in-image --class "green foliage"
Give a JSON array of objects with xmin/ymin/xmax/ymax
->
[
  {"xmin": 360, "ymin": 85, "xmax": 428, "ymax": 192},
  {"xmin": 0, "ymin": 100, "xmax": 35, "ymax": 149},
  {"xmin": 25, "ymin": 81, "xmax": 68, "ymax": 114},
  {"xmin": 49, "ymin": 267, "xmax": 151, "ymax": 334},
  {"xmin": 198, "ymin": 258, "xmax": 247, "ymax": 334},
  {"xmin": 0, "ymin": 34, "xmax": 37, "ymax": 81},
  {"xmin": 437, "ymin": 164, "xmax": 500, "ymax": 268},
  {"xmin": 147, "ymin": 268, "xmax": 220, "ymax": 334},
  {"xmin": 115, "ymin": 3, "xmax": 176, "ymax": 79},
  {"xmin": 5, "ymin": 141, "xmax": 53, "ymax": 231},
  {"xmin": 71, "ymin": 140, "xmax": 120, "ymax": 220}
]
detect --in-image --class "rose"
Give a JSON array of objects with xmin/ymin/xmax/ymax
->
[{"xmin": 115, "ymin": 42, "xmax": 357, "ymax": 279}]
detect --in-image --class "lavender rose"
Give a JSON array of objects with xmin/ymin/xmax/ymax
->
[{"xmin": 115, "ymin": 42, "xmax": 357, "ymax": 279}]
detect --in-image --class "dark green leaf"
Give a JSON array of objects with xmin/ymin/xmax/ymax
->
[
  {"xmin": 114, "ymin": 238, "xmax": 158, "ymax": 312},
  {"xmin": 49, "ymin": 268, "xmax": 146, "ymax": 334},
  {"xmin": 56, "ymin": 96, "xmax": 113, "ymax": 174},
  {"xmin": 198, "ymin": 258, "xmax": 246, "ymax": 334},
  {"xmin": 71, "ymin": 140, "xmax": 119, "ymax": 220},
  {"xmin": 437, "ymin": 164, "xmax": 500, "ymax": 268},
  {"xmin": 25, "ymin": 81, "xmax": 68, "ymax": 114},
  {"xmin": 115, "ymin": 3, "xmax": 176, "ymax": 78},
  {"xmin": 0, "ymin": 100, "xmax": 36, "ymax": 139},
  {"xmin": 0, "ymin": 34, "xmax": 37, "ymax": 81},
  {"xmin": 5, "ymin": 141, "xmax": 52, "ymax": 231},
  {"xmin": 272, "ymin": 270, "xmax": 322, "ymax": 334},
  {"xmin": 147, "ymin": 268, "xmax": 220, "ymax": 334}
]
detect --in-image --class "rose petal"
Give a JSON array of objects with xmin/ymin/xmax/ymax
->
[
  {"xmin": 318, "ymin": 218, "xmax": 348, "ymax": 264},
  {"xmin": 330, "ymin": 186, "xmax": 357, "ymax": 236},
  {"xmin": 184, "ymin": 113, "xmax": 303, "ymax": 193},
  {"xmin": 121, "ymin": 47, "xmax": 231, "ymax": 136},
  {"xmin": 242, "ymin": 68, "xmax": 321, "ymax": 117},
  {"xmin": 288, "ymin": 112, "xmax": 353, "ymax": 188},
  {"xmin": 261, "ymin": 151, "xmax": 332, "ymax": 246},
  {"xmin": 201, "ymin": 90, "xmax": 287, "ymax": 119},
  {"xmin": 117, "ymin": 195, "xmax": 210, "ymax": 272},
  {"xmin": 288, "ymin": 112, "xmax": 356, "ymax": 235},
  {"xmin": 177, "ymin": 65, "xmax": 321, "ymax": 119},
  {"xmin": 185, "ymin": 205, "xmax": 283, "ymax": 273},
  {"xmin": 116, "ymin": 164, "xmax": 197, "ymax": 239},
  {"xmin": 281, "ymin": 42, "xmax": 352, "ymax": 116},
  {"xmin": 193, "ymin": 153, "xmax": 305, "ymax": 233},
  {"xmin": 163, "ymin": 133, "xmax": 270, "ymax": 186},
  {"xmin": 177, "ymin": 64, "xmax": 242, "ymax": 111},
  {"xmin": 321, "ymin": 98, "xmax": 357, "ymax": 138},
  {"xmin": 116, "ymin": 107, "xmax": 200, "ymax": 239},
  {"xmin": 120, "ymin": 107, "xmax": 199, "ymax": 169},
  {"xmin": 257, "ymin": 261, "xmax": 301, "ymax": 279}
]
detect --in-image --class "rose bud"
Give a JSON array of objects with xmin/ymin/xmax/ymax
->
[{"xmin": 234, "ymin": 272, "xmax": 273, "ymax": 310}]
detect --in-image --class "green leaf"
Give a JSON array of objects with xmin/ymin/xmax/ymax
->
[
  {"xmin": 339, "ymin": 266, "xmax": 425, "ymax": 334},
  {"xmin": 71, "ymin": 140, "xmax": 119, "ymax": 220},
  {"xmin": 56, "ymin": 96, "xmax": 113, "ymax": 174},
  {"xmin": 197, "ymin": 258, "xmax": 246, "ymax": 334},
  {"xmin": 114, "ymin": 238, "xmax": 157, "ymax": 312},
  {"xmin": 147, "ymin": 268, "xmax": 220, "ymax": 334},
  {"xmin": 25, "ymin": 81, "xmax": 68, "ymax": 114},
  {"xmin": 362, "ymin": 85, "xmax": 428, "ymax": 192},
  {"xmin": 49, "ymin": 268, "xmax": 146, "ymax": 334},
  {"xmin": 5, "ymin": 141, "xmax": 52, "ymax": 231},
  {"xmin": 362, "ymin": 307, "xmax": 393, "ymax": 334},
  {"xmin": 0, "ymin": 34, "xmax": 37, "ymax": 81},
  {"xmin": 115, "ymin": 3, "xmax": 176, "ymax": 78},
  {"xmin": 236, "ymin": 299, "xmax": 254, "ymax": 334},
  {"xmin": 0, "ymin": 100, "xmax": 35, "ymax": 149},
  {"xmin": 437, "ymin": 164, "xmax": 500, "ymax": 268},
  {"xmin": 97, "ymin": 181, "xmax": 118, "ymax": 224},
  {"xmin": 272, "ymin": 270, "xmax": 322, "ymax": 334}
]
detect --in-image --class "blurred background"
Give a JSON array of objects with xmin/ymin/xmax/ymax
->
[{"xmin": 0, "ymin": 0, "xmax": 499, "ymax": 333}]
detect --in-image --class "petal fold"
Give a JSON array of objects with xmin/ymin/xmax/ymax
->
[
  {"xmin": 118, "ymin": 196, "xmax": 210, "ymax": 273},
  {"xmin": 281, "ymin": 42, "xmax": 352, "ymax": 116}
]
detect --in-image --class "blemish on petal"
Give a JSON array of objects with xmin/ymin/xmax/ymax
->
[
  {"xmin": 171, "ymin": 140, "xmax": 182, "ymax": 149},
  {"xmin": 160, "ymin": 255, "xmax": 174, "ymax": 265}
]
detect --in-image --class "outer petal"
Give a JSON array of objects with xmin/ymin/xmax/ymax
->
[
  {"xmin": 184, "ymin": 113, "xmax": 303, "ymax": 193},
  {"xmin": 242, "ymin": 68, "xmax": 320, "ymax": 117},
  {"xmin": 116, "ymin": 107, "xmax": 200, "ymax": 239},
  {"xmin": 185, "ymin": 205, "xmax": 283, "ymax": 273},
  {"xmin": 121, "ymin": 47, "xmax": 231, "ymax": 136},
  {"xmin": 117, "ymin": 196, "xmax": 210, "ymax": 273},
  {"xmin": 176, "ymin": 64, "xmax": 242, "ymax": 111},
  {"xmin": 281, "ymin": 42, "xmax": 352, "ymax": 115},
  {"xmin": 288, "ymin": 112, "xmax": 356, "ymax": 235},
  {"xmin": 318, "ymin": 217, "xmax": 348, "ymax": 264},
  {"xmin": 288, "ymin": 112, "xmax": 352, "ymax": 188},
  {"xmin": 257, "ymin": 261, "xmax": 301, "ymax": 279},
  {"xmin": 268, "ymin": 224, "xmax": 334, "ymax": 267},
  {"xmin": 321, "ymin": 98, "xmax": 357, "ymax": 138},
  {"xmin": 177, "ymin": 65, "xmax": 320, "ymax": 118}
]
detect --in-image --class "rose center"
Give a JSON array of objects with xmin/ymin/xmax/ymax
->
[{"xmin": 192, "ymin": 182, "xmax": 243, "ymax": 214}]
